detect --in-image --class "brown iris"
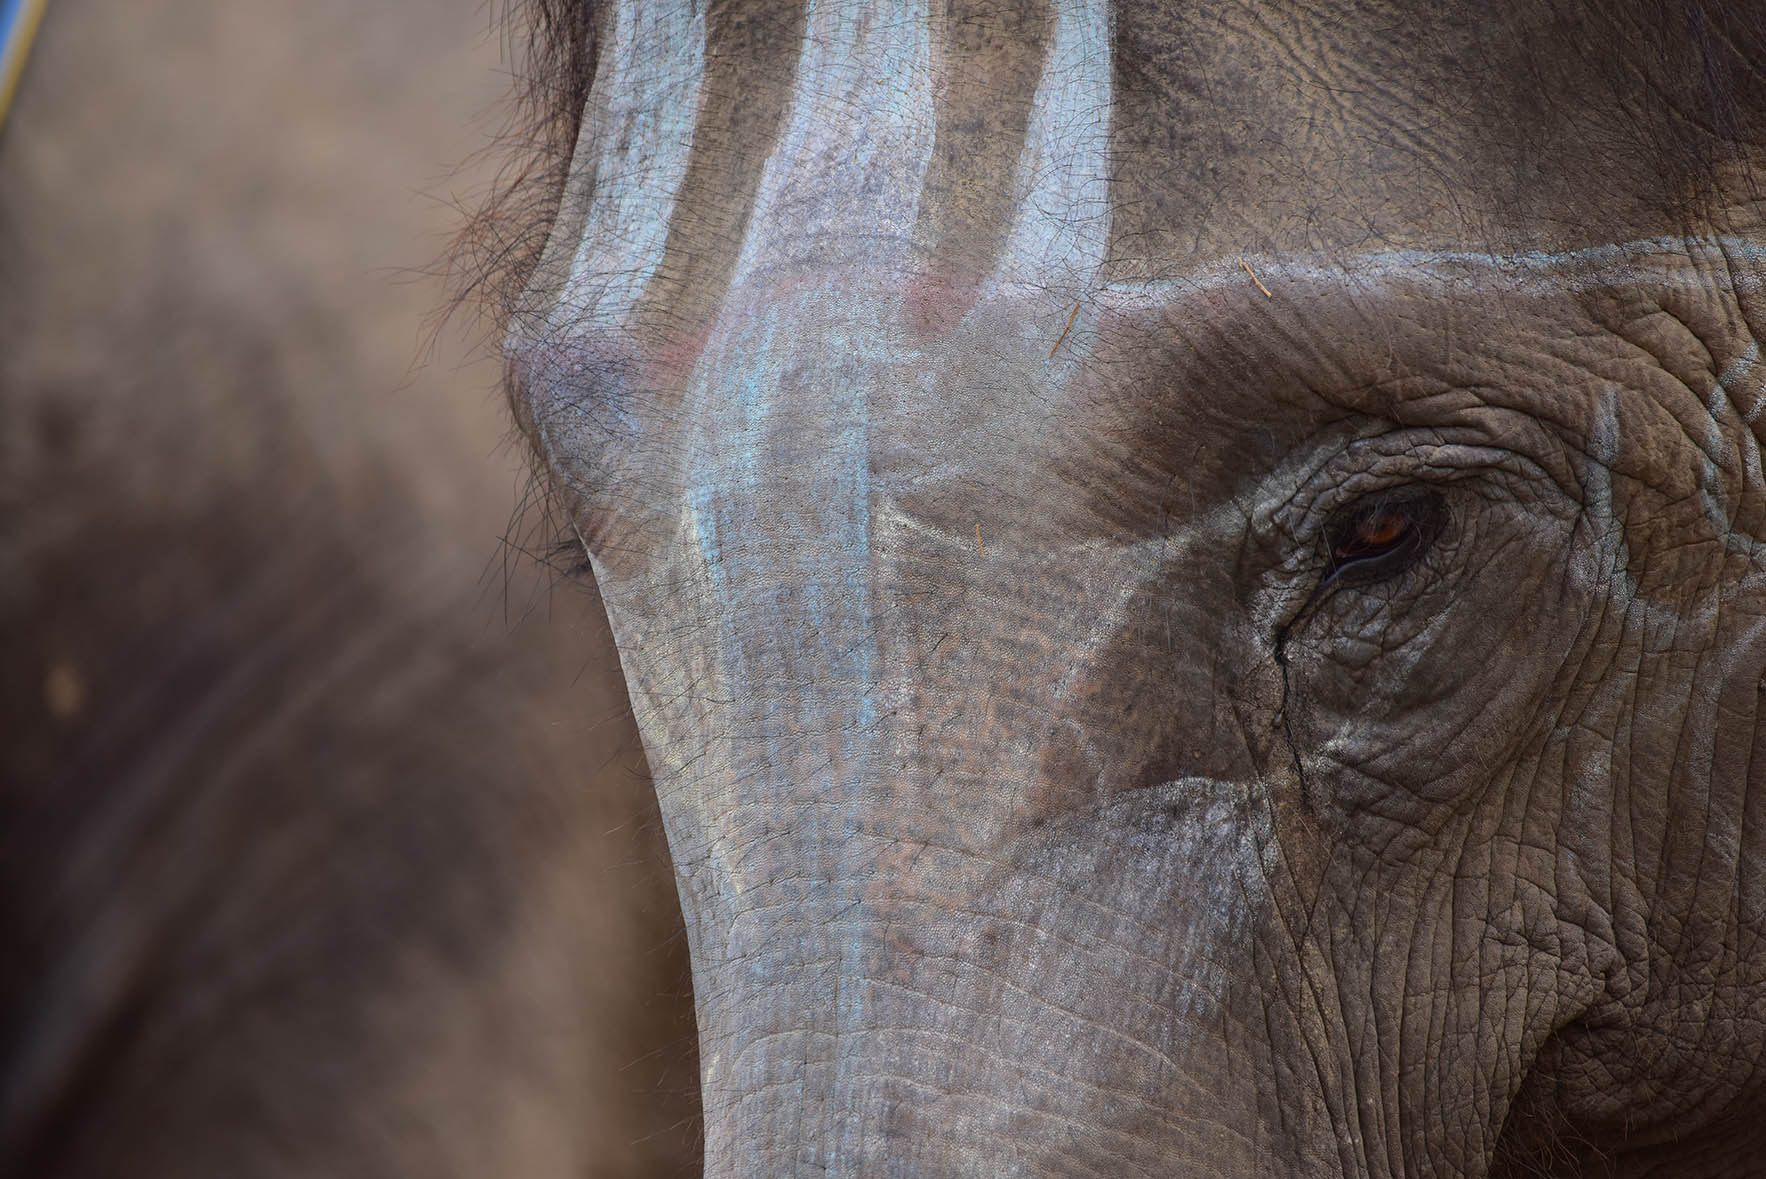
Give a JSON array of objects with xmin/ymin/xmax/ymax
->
[
  {"xmin": 1334, "ymin": 506, "xmax": 1408, "ymax": 562},
  {"xmin": 1323, "ymin": 489, "xmax": 1446, "ymax": 587}
]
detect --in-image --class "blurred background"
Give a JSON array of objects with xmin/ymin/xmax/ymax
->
[{"xmin": 0, "ymin": 1, "xmax": 698, "ymax": 1175}]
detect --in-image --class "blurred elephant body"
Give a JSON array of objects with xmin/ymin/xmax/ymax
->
[
  {"xmin": 507, "ymin": 2, "xmax": 1766, "ymax": 1176},
  {"xmin": 0, "ymin": 2, "xmax": 695, "ymax": 1176}
]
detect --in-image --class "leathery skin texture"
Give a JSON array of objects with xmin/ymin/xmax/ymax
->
[{"xmin": 504, "ymin": 1, "xmax": 1766, "ymax": 1174}]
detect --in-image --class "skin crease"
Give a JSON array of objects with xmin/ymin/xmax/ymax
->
[{"xmin": 506, "ymin": 1, "xmax": 1766, "ymax": 1175}]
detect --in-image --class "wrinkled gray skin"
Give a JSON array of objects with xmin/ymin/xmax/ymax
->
[
  {"xmin": 0, "ymin": 1, "xmax": 696, "ymax": 1175},
  {"xmin": 509, "ymin": 1, "xmax": 1766, "ymax": 1175}
]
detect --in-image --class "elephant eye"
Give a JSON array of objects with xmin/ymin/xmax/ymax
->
[{"xmin": 1323, "ymin": 489, "xmax": 1446, "ymax": 587}]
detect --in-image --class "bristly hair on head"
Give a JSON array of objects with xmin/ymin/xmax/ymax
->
[
  {"xmin": 440, "ymin": 0, "xmax": 601, "ymax": 349},
  {"xmin": 432, "ymin": 1, "xmax": 604, "ymax": 597}
]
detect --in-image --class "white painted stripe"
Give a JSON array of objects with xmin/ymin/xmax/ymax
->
[
  {"xmin": 727, "ymin": 0, "xmax": 935, "ymax": 286},
  {"xmin": 552, "ymin": 0, "xmax": 706, "ymax": 332},
  {"xmin": 984, "ymin": 0, "xmax": 1115, "ymax": 298},
  {"xmin": 1098, "ymin": 236, "xmax": 1766, "ymax": 302}
]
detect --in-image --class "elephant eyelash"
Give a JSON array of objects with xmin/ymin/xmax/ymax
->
[{"xmin": 1320, "ymin": 488, "xmax": 1447, "ymax": 590}]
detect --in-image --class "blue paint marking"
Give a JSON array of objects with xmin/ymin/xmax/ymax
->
[
  {"xmin": 1, "ymin": 0, "xmax": 33, "ymax": 43},
  {"xmin": 0, "ymin": 0, "xmax": 49, "ymax": 131}
]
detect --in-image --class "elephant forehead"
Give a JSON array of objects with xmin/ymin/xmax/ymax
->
[
  {"xmin": 515, "ymin": 0, "xmax": 1766, "ymax": 547},
  {"xmin": 520, "ymin": 0, "xmax": 1765, "ymax": 355},
  {"xmin": 539, "ymin": 237, "xmax": 1766, "ymax": 526}
]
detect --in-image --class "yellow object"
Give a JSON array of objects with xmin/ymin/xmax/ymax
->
[{"xmin": 0, "ymin": 0, "xmax": 49, "ymax": 132}]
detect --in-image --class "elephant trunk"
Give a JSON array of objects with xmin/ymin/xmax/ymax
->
[{"xmin": 658, "ymin": 755, "xmax": 1352, "ymax": 1178}]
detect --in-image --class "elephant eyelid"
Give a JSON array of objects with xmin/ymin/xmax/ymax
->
[{"xmin": 1320, "ymin": 488, "xmax": 1447, "ymax": 589}]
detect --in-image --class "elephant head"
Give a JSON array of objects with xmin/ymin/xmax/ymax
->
[{"xmin": 502, "ymin": 1, "xmax": 1766, "ymax": 1173}]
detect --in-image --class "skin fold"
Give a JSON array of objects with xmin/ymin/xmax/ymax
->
[{"xmin": 510, "ymin": 0, "xmax": 1766, "ymax": 1174}]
